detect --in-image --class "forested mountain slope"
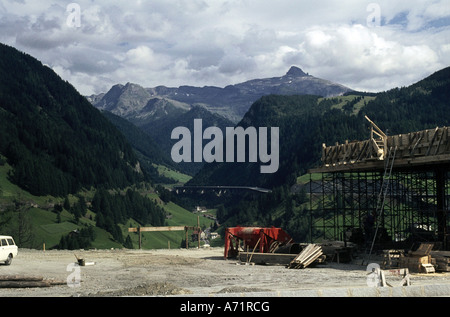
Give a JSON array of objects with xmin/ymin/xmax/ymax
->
[
  {"xmin": 189, "ymin": 67, "xmax": 450, "ymax": 189},
  {"xmin": 0, "ymin": 43, "xmax": 146, "ymax": 196}
]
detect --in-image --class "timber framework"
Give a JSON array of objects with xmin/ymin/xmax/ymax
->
[
  {"xmin": 307, "ymin": 117, "xmax": 450, "ymax": 251},
  {"xmin": 312, "ymin": 116, "xmax": 450, "ymax": 173}
]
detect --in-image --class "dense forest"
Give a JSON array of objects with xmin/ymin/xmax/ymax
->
[
  {"xmin": 101, "ymin": 110, "xmax": 179, "ymax": 184},
  {"xmin": 0, "ymin": 43, "xmax": 147, "ymax": 197},
  {"xmin": 91, "ymin": 188, "xmax": 166, "ymax": 243},
  {"xmin": 188, "ymin": 94, "xmax": 368, "ymax": 188},
  {"xmin": 362, "ymin": 68, "xmax": 450, "ymax": 134},
  {"xmin": 140, "ymin": 105, "xmax": 236, "ymax": 175}
]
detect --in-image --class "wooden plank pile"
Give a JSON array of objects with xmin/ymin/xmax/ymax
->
[
  {"xmin": 381, "ymin": 249, "xmax": 405, "ymax": 269},
  {"xmin": 430, "ymin": 251, "xmax": 450, "ymax": 272},
  {"xmin": 238, "ymin": 252, "xmax": 297, "ymax": 266},
  {"xmin": 380, "ymin": 244, "xmax": 450, "ymax": 273},
  {"xmin": 0, "ymin": 275, "xmax": 66, "ymax": 288},
  {"xmin": 288, "ymin": 244, "xmax": 324, "ymax": 269},
  {"xmin": 398, "ymin": 243, "xmax": 435, "ymax": 273}
]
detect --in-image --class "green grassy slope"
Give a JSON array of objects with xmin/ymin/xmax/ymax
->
[{"xmin": 1, "ymin": 159, "xmax": 214, "ymax": 250}]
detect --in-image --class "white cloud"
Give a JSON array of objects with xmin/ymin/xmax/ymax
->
[
  {"xmin": 294, "ymin": 24, "xmax": 442, "ymax": 91},
  {"xmin": 0, "ymin": 0, "xmax": 448, "ymax": 95}
]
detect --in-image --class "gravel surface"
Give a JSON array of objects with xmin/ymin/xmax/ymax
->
[{"xmin": 1, "ymin": 248, "xmax": 449, "ymax": 297}]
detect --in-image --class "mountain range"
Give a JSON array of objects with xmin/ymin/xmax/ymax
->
[
  {"xmin": 87, "ymin": 65, "xmax": 450, "ymax": 186},
  {"xmin": 88, "ymin": 66, "xmax": 353, "ymax": 124},
  {"xmin": 88, "ymin": 66, "xmax": 354, "ymax": 176}
]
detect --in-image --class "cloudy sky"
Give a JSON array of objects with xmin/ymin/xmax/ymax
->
[{"xmin": 0, "ymin": 0, "xmax": 449, "ymax": 96}]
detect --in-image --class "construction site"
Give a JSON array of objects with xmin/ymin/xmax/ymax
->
[
  {"xmin": 309, "ymin": 117, "xmax": 449, "ymax": 252},
  {"xmin": 222, "ymin": 117, "xmax": 450, "ymax": 273},
  {"xmin": 1, "ymin": 117, "xmax": 450, "ymax": 298}
]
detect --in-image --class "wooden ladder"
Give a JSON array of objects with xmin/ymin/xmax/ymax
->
[{"xmin": 362, "ymin": 146, "xmax": 397, "ymax": 265}]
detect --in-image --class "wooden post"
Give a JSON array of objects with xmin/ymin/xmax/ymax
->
[
  {"xmin": 248, "ymin": 238, "xmax": 261, "ymax": 263},
  {"xmin": 436, "ymin": 167, "xmax": 447, "ymax": 249},
  {"xmin": 138, "ymin": 226, "xmax": 141, "ymax": 249},
  {"xmin": 197, "ymin": 216, "xmax": 200, "ymax": 249},
  {"xmin": 127, "ymin": 225, "xmax": 195, "ymax": 250}
]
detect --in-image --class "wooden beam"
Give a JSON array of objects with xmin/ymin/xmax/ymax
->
[
  {"xmin": 238, "ymin": 252, "xmax": 297, "ymax": 265},
  {"xmin": 426, "ymin": 127, "xmax": 439, "ymax": 156},
  {"xmin": 0, "ymin": 275, "xmax": 44, "ymax": 281},
  {"xmin": 365, "ymin": 116, "xmax": 387, "ymax": 139},
  {"xmin": 0, "ymin": 280, "xmax": 66, "ymax": 288},
  {"xmin": 433, "ymin": 127, "xmax": 446, "ymax": 156},
  {"xmin": 128, "ymin": 226, "xmax": 186, "ymax": 232},
  {"xmin": 0, "ymin": 275, "xmax": 66, "ymax": 288},
  {"xmin": 128, "ymin": 223, "xmax": 202, "ymax": 250}
]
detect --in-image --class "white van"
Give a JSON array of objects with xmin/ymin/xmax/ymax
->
[{"xmin": 0, "ymin": 236, "xmax": 18, "ymax": 265}]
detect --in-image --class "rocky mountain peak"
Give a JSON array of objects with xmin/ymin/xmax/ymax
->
[{"xmin": 286, "ymin": 66, "xmax": 308, "ymax": 77}]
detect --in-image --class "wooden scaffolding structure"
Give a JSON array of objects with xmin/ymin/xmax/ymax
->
[
  {"xmin": 308, "ymin": 117, "xmax": 450, "ymax": 250},
  {"xmin": 315, "ymin": 116, "xmax": 450, "ymax": 173}
]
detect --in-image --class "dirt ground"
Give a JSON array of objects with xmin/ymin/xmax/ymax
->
[{"xmin": 1, "ymin": 247, "xmax": 450, "ymax": 297}]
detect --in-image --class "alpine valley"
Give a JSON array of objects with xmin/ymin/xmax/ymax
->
[
  {"xmin": 0, "ymin": 43, "xmax": 214, "ymax": 250},
  {"xmin": 1, "ymin": 41, "xmax": 449, "ymax": 248},
  {"xmin": 89, "ymin": 62, "xmax": 450, "ymax": 241}
]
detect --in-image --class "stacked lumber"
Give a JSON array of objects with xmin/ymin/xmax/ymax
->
[
  {"xmin": 398, "ymin": 243, "xmax": 435, "ymax": 273},
  {"xmin": 288, "ymin": 244, "xmax": 324, "ymax": 269},
  {"xmin": 238, "ymin": 252, "xmax": 297, "ymax": 265},
  {"xmin": 0, "ymin": 275, "xmax": 66, "ymax": 288},
  {"xmin": 431, "ymin": 251, "xmax": 450, "ymax": 272},
  {"xmin": 381, "ymin": 249, "xmax": 405, "ymax": 269}
]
